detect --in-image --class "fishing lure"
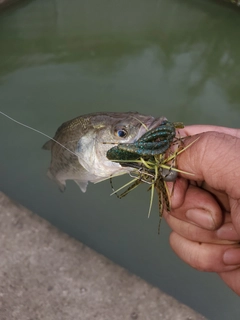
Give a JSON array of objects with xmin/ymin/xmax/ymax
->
[{"xmin": 107, "ymin": 120, "xmax": 196, "ymax": 232}]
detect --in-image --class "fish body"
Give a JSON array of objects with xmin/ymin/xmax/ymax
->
[{"xmin": 43, "ymin": 112, "xmax": 166, "ymax": 192}]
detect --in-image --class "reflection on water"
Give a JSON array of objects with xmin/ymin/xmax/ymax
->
[{"xmin": 0, "ymin": 0, "xmax": 240, "ymax": 319}]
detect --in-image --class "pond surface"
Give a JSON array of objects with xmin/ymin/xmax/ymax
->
[{"xmin": 1, "ymin": 0, "xmax": 240, "ymax": 319}]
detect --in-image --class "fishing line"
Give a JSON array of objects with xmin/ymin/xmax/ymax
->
[{"xmin": 0, "ymin": 111, "xmax": 78, "ymax": 157}]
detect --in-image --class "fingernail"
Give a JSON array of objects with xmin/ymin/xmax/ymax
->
[
  {"xmin": 186, "ymin": 209, "xmax": 215, "ymax": 230},
  {"xmin": 223, "ymin": 248, "xmax": 240, "ymax": 265},
  {"xmin": 217, "ymin": 223, "xmax": 239, "ymax": 241}
]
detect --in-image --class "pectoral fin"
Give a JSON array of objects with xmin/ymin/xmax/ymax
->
[{"xmin": 74, "ymin": 180, "xmax": 89, "ymax": 193}]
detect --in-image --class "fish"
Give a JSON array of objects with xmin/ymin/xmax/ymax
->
[{"xmin": 42, "ymin": 112, "xmax": 166, "ymax": 192}]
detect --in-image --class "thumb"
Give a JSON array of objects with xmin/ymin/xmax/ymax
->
[{"xmin": 177, "ymin": 131, "xmax": 240, "ymax": 201}]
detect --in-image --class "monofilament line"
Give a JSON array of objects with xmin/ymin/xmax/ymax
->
[{"xmin": 0, "ymin": 111, "xmax": 77, "ymax": 156}]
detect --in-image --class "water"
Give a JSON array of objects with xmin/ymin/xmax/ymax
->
[{"xmin": 1, "ymin": 0, "xmax": 240, "ymax": 319}]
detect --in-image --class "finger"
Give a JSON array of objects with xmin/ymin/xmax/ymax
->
[
  {"xmin": 201, "ymin": 181, "xmax": 230, "ymax": 212},
  {"xmin": 216, "ymin": 222, "xmax": 240, "ymax": 241},
  {"xmin": 169, "ymin": 232, "xmax": 240, "ymax": 273},
  {"xmin": 176, "ymin": 132, "xmax": 240, "ymax": 201},
  {"xmin": 167, "ymin": 177, "xmax": 188, "ymax": 209},
  {"xmin": 219, "ymin": 245, "xmax": 240, "ymax": 295},
  {"xmin": 170, "ymin": 184, "xmax": 223, "ymax": 230},
  {"xmin": 180, "ymin": 125, "xmax": 240, "ymax": 138},
  {"xmin": 164, "ymin": 212, "xmax": 239, "ymax": 244},
  {"xmin": 218, "ymin": 269, "xmax": 240, "ymax": 296}
]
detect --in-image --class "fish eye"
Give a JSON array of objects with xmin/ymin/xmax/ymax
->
[{"xmin": 115, "ymin": 127, "xmax": 128, "ymax": 138}]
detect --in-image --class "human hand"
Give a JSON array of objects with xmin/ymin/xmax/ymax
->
[{"xmin": 164, "ymin": 125, "xmax": 240, "ymax": 295}]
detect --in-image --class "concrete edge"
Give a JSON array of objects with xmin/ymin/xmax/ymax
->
[{"xmin": 0, "ymin": 192, "xmax": 206, "ymax": 320}]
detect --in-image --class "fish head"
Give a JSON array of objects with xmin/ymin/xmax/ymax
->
[
  {"xmin": 44, "ymin": 112, "xmax": 166, "ymax": 192},
  {"xmin": 76, "ymin": 112, "xmax": 166, "ymax": 179}
]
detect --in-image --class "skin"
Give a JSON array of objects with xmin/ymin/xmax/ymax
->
[{"xmin": 163, "ymin": 125, "xmax": 240, "ymax": 295}]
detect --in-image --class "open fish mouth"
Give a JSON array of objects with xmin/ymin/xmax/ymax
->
[
  {"xmin": 130, "ymin": 116, "xmax": 167, "ymax": 143},
  {"xmin": 147, "ymin": 116, "xmax": 167, "ymax": 131}
]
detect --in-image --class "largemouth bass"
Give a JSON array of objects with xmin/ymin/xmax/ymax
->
[{"xmin": 43, "ymin": 112, "xmax": 166, "ymax": 192}]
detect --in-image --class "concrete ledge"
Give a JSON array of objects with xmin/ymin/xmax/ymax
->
[{"xmin": 0, "ymin": 192, "xmax": 206, "ymax": 320}]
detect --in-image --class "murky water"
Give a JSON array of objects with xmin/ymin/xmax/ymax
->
[{"xmin": 1, "ymin": 0, "xmax": 240, "ymax": 318}]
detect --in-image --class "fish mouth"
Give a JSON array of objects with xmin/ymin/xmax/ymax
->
[
  {"xmin": 136, "ymin": 116, "xmax": 166, "ymax": 139},
  {"xmin": 131, "ymin": 116, "xmax": 166, "ymax": 143},
  {"xmin": 147, "ymin": 116, "xmax": 167, "ymax": 131}
]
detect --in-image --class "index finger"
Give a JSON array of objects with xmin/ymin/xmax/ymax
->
[{"xmin": 180, "ymin": 125, "xmax": 240, "ymax": 138}]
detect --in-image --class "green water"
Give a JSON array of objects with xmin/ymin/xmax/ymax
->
[{"xmin": 1, "ymin": 0, "xmax": 240, "ymax": 318}]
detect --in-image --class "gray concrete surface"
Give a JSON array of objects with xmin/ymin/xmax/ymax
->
[{"xmin": 0, "ymin": 192, "xmax": 206, "ymax": 320}]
